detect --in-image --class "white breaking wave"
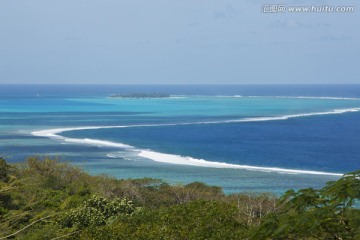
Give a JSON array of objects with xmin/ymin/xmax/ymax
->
[
  {"xmin": 222, "ymin": 108, "xmax": 360, "ymax": 123},
  {"xmin": 31, "ymin": 107, "xmax": 360, "ymax": 176},
  {"xmin": 214, "ymin": 95, "xmax": 360, "ymax": 100},
  {"xmin": 245, "ymin": 96, "xmax": 360, "ymax": 100},
  {"xmin": 106, "ymin": 152, "xmax": 137, "ymax": 161},
  {"xmin": 169, "ymin": 95, "xmax": 187, "ymax": 99},
  {"xmin": 137, "ymin": 150, "xmax": 342, "ymax": 176},
  {"xmin": 32, "ymin": 126, "xmax": 134, "ymax": 149}
]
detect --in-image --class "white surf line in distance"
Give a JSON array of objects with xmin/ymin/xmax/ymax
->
[
  {"xmin": 245, "ymin": 96, "xmax": 360, "ymax": 100},
  {"xmin": 31, "ymin": 107, "xmax": 360, "ymax": 176},
  {"xmin": 215, "ymin": 95, "xmax": 360, "ymax": 100}
]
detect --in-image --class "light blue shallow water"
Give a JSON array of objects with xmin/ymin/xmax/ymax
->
[{"xmin": 1, "ymin": 84, "xmax": 360, "ymax": 194}]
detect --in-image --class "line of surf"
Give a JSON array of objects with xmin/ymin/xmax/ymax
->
[
  {"xmin": 137, "ymin": 150, "xmax": 342, "ymax": 176},
  {"xmin": 32, "ymin": 126, "xmax": 134, "ymax": 149},
  {"xmin": 31, "ymin": 107, "xmax": 360, "ymax": 176},
  {"xmin": 215, "ymin": 95, "xmax": 360, "ymax": 100},
  {"xmin": 31, "ymin": 128, "xmax": 344, "ymax": 176},
  {"xmin": 32, "ymin": 107, "xmax": 360, "ymax": 137}
]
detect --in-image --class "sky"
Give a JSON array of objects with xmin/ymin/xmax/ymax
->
[{"xmin": 0, "ymin": 0, "xmax": 359, "ymax": 84}]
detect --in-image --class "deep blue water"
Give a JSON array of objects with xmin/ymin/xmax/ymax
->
[
  {"xmin": 1, "ymin": 84, "xmax": 360, "ymax": 194},
  {"xmin": 62, "ymin": 112, "xmax": 360, "ymax": 173}
]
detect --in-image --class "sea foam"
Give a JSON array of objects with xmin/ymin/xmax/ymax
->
[
  {"xmin": 215, "ymin": 95, "xmax": 360, "ymax": 101},
  {"xmin": 137, "ymin": 150, "xmax": 342, "ymax": 176},
  {"xmin": 235, "ymin": 96, "xmax": 360, "ymax": 100}
]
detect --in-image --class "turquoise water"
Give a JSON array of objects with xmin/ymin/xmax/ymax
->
[{"xmin": 1, "ymin": 85, "xmax": 360, "ymax": 194}]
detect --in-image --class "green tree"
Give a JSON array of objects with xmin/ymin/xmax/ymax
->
[{"xmin": 253, "ymin": 170, "xmax": 360, "ymax": 239}]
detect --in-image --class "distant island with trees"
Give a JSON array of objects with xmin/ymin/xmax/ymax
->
[{"xmin": 109, "ymin": 93, "xmax": 170, "ymax": 99}]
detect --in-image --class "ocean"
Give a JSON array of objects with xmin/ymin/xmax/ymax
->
[{"xmin": 1, "ymin": 84, "xmax": 360, "ymax": 194}]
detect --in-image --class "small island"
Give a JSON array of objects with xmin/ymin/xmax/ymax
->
[{"xmin": 109, "ymin": 93, "xmax": 170, "ymax": 99}]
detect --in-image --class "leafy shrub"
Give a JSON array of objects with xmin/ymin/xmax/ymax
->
[
  {"xmin": 59, "ymin": 195, "xmax": 136, "ymax": 228},
  {"xmin": 80, "ymin": 200, "xmax": 248, "ymax": 240},
  {"xmin": 0, "ymin": 157, "xmax": 11, "ymax": 182}
]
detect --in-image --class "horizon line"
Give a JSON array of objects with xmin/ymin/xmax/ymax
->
[{"xmin": 1, "ymin": 83, "xmax": 360, "ymax": 86}]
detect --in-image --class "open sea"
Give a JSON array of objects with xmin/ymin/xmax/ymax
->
[{"xmin": 1, "ymin": 84, "xmax": 360, "ymax": 194}]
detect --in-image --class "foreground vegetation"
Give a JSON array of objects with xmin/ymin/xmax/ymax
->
[{"xmin": 1, "ymin": 157, "xmax": 360, "ymax": 239}]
